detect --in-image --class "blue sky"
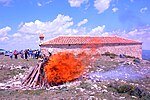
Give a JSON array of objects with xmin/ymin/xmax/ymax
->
[{"xmin": 0, "ymin": 0, "xmax": 150, "ymax": 50}]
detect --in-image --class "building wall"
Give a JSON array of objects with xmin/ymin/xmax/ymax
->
[{"xmin": 40, "ymin": 43, "xmax": 142, "ymax": 59}]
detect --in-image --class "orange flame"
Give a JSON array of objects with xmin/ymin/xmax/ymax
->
[{"xmin": 44, "ymin": 52, "xmax": 86, "ymax": 85}]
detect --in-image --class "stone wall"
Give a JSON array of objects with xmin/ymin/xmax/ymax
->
[
  {"xmin": 98, "ymin": 44, "xmax": 142, "ymax": 59},
  {"xmin": 40, "ymin": 43, "xmax": 142, "ymax": 59}
]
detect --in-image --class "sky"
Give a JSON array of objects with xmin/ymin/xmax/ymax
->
[{"xmin": 0, "ymin": 0, "xmax": 150, "ymax": 50}]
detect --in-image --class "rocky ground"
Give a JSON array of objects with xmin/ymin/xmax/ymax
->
[{"xmin": 0, "ymin": 54, "xmax": 150, "ymax": 100}]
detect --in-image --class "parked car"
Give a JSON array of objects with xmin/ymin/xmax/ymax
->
[
  {"xmin": 5, "ymin": 51, "xmax": 10, "ymax": 56},
  {"xmin": 0, "ymin": 49, "xmax": 5, "ymax": 55}
]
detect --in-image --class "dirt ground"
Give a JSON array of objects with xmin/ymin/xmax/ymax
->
[{"xmin": 0, "ymin": 55, "xmax": 150, "ymax": 100}]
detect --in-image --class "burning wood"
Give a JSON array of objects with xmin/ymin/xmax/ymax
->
[{"xmin": 22, "ymin": 52, "xmax": 87, "ymax": 88}]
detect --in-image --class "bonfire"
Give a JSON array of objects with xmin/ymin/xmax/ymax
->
[{"xmin": 22, "ymin": 52, "xmax": 87, "ymax": 88}]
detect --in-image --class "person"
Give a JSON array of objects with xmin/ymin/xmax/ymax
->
[
  {"xmin": 33, "ymin": 50, "xmax": 36, "ymax": 59},
  {"xmin": 9, "ymin": 50, "xmax": 13, "ymax": 59},
  {"xmin": 48, "ymin": 47, "xmax": 53, "ymax": 56},
  {"xmin": 36, "ymin": 50, "xmax": 39, "ymax": 59},
  {"xmin": 14, "ymin": 50, "xmax": 18, "ymax": 59},
  {"xmin": 42, "ymin": 54, "xmax": 48, "ymax": 62},
  {"xmin": 24, "ymin": 49, "xmax": 29, "ymax": 60},
  {"xmin": 29, "ymin": 49, "xmax": 33, "ymax": 58},
  {"xmin": 20, "ymin": 50, "xmax": 24, "ymax": 59}
]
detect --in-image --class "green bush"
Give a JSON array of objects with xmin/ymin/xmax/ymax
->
[
  {"xmin": 124, "ymin": 55, "xmax": 135, "ymax": 59},
  {"xmin": 116, "ymin": 85, "xmax": 134, "ymax": 93},
  {"xmin": 102, "ymin": 52, "xmax": 117, "ymax": 59}
]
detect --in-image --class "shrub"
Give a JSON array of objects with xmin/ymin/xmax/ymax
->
[{"xmin": 102, "ymin": 52, "xmax": 117, "ymax": 59}]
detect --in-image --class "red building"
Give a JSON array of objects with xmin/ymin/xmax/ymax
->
[{"xmin": 39, "ymin": 34, "xmax": 142, "ymax": 59}]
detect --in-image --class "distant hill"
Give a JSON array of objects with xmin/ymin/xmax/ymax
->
[{"xmin": 142, "ymin": 50, "xmax": 150, "ymax": 60}]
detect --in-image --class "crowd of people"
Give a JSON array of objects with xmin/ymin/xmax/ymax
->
[{"xmin": 9, "ymin": 49, "xmax": 42, "ymax": 60}]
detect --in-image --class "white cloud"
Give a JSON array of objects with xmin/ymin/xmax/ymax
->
[
  {"xmin": 140, "ymin": 7, "xmax": 148, "ymax": 13},
  {"xmin": 107, "ymin": 26, "xmax": 150, "ymax": 50},
  {"xmin": 1, "ymin": 14, "xmax": 150, "ymax": 50},
  {"xmin": 45, "ymin": 0, "xmax": 52, "ymax": 4},
  {"xmin": 37, "ymin": 2, "xmax": 42, "ymax": 7},
  {"xmin": 19, "ymin": 14, "xmax": 74, "ymax": 36},
  {"xmin": 85, "ymin": 3, "xmax": 90, "ymax": 10},
  {"xmin": 4, "ymin": 14, "xmax": 88, "ymax": 50},
  {"xmin": 12, "ymin": 33, "xmax": 22, "ymax": 37},
  {"xmin": 94, "ymin": 0, "xmax": 112, "ymax": 14},
  {"xmin": 0, "ymin": 0, "xmax": 12, "ymax": 6},
  {"xmin": 0, "ymin": 26, "xmax": 11, "ymax": 42},
  {"xmin": 68, "ymin": 0, "xmax": 88, "ymax": 7},
  {"xmin": 18, "ymin": 22, "xmax": 24, "ymax": 28},
  {"xmin": 112, "ymin": 7, "xmax": 118, "ymax": 13},
  {"xmin": 77, "ymin": 19, "xmax": 88, "ymax": 27},
  {"xmin": 126, "ymin": 27, "xmax": 150, "ymax": 49},
  {"xmin": 89, "ymin": 25, "xmax": 105, "ymax": 35},
  {"xmin": 24, "ymin": 35, "xmax": 34, "ymax": 40},
  {"xmin": 128, "ymin": 29, "xmax": 145, "ymax": 36},
  {"xmin": 0, "ymin": 0, "xmax": 10, "ymax": 2},
  {"xmin": 37, "ymin": 0, "xmax": 52, "ymax": 7},
  {"xmin": 16, "ymin": 14, "xmax": 76, "ymax": 49},
  {"xmin": 5, "ymin": 14, "xmax": 87, "ymax": 50},
  {"xmin": 130, "ymin": 0, "xmax": 134, "ymax": 3},
  {"xmin": 0, "ymin": 36, "xmax": 9, "ymax": 41},
  {"xmin": 127, "ymin": 27, "xmax": 150, "ymax": 37},
  {"xmin": 0, "ymin": 26, "xmax": 11, "ymax": 36}
]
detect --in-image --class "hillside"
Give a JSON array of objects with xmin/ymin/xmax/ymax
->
[{"xmin": 0, "ymin": 54, "xmax": 150, "ymax": 100}]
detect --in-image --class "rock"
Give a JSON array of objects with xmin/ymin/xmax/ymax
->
[
  {"xmin": 79, "ymin": 88, "xmax": 85, "ymax": 92},
  {"xmin": 90, "ymin": 91, "xmax": 95, "ymax": 95},
  {"xmin": 102, "ymin": 89, "xmax": 108, "ymax": 93},
  {"xmin": 129, "ymin": 87, "xmax": 143, "ymax": 98},
  {"xmin": 92, "ymin": 84, "xmax": 98, "ymax": 88},
  {"xmin": 91, "ymin": 86, "xmax": 94, "ymax": 89},
  {"xmin": 131, "ymin": 96, "xmax": 137, "ymax": 99},
  {"xmin": 103, "ymin": 85, "xmax": 107, "ymax": 89},
  {"xmin": 89, "ymin": 95, "xmax": 94, "ymax": 98},
  {"xmin": 0, "ymin": 65, "xmax": 3, "ymax": 70},
  {"xmin": 13, "ymin": 76, "xmax": 17, "ymax": 79},
  {"xmin": 6, "ymin": 85, "xmax": 11, "ymax": 89},
  {"xmin": 98, "ymin": 86, "xmax": 102, "ymax": 90},
  {"xmin": 21, "ymin": 66, "xmax": 27, "ymax": 69},
  {"xmin": 85, "ymin": 80, "xmax": 92, "ymax": 84},
  {"xmin": 13, "ymin": 81, "xmax": 21, "ymax": 85},
  {"xmin": 0, "ymin": 83, "xmax": 5, "ymax": 87},
  {"xmin": 16, "ymin": 65, "xmax": 22, "ymax": 69},
  {"xmin": 119, "ymin": 97, "xmax": 125, "ymax": 99},
  {"xmin": 115, "ymin": 78, "xmax": 119, "ymax": 81},
  {"xmin": 20, "ymin": 74, "xmax": 24, "ymax": 79}
]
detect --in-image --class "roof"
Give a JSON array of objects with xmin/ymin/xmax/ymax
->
[{"xmin": 41, "ymin": 36, "xmax": 142, "ymax": 46}]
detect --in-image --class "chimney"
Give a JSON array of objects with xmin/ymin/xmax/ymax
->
[{"xmin": 39, "ymin": 33, "xmax": 44, "ymax": 45}]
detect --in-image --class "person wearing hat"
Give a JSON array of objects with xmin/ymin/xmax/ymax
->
[{"xmin": 9, "ymin": 50, "xmax": 13, "ymax": 59}]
